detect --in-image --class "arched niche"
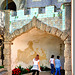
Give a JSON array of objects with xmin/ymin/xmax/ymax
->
[{"xmin": 1, "ymin": 0, "xmax": 16, "ymax": 11}]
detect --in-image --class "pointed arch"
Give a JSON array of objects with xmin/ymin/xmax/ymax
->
[
  {"xmin": 4, "ymin": 17, "xmax": 71, "ymax": 75},
  {"xmin": 8, "ymin": 17, "xmax": 69, "ymax": 42}
]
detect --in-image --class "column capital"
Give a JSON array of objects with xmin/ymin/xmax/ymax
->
[
  {"xmin": 4, "ymin": 10, "xmax": 10, "ymax": 13},
  {"xmin": 64, "ymin": 36, "xmax": 71, "ymax": 44},
  {"xmin": 64, "ymin": 40, "xmax": 71, "ymax": 44},
  {"xmin": 64, "ymin": 2, "xmax": 71, "ymax": 6},
  {"xmin": 4, "ymin": 41, "xmax": 13, "ymax": 45}
]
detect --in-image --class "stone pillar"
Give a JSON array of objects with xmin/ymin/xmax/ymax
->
[
  {"xmin": 4, "ymin": 10, "xmax": 11, "ymax": 75},
  {"xmin": 0, "ymin": 47, "xmax": 2, "ymax": 66},
  {"xmin": 4, "ymin": 42, "xmax": 11, "ymax": 71},
  {"xmin": 64, "ymin": 38, "xmax": 71, "ymax": 75},
  {"xmin": 0, "ymin": 35, "xmax": 3, "ymax": 66},
  {"xmin": 64, "ymin": 2, "xmax": 71, "ymax": 36}
]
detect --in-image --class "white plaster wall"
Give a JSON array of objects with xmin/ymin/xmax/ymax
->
[{"xmin": 11, "ymin": 28, "xmax": 64, "ymax": 70}]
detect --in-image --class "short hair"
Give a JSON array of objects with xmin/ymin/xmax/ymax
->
[
  {"xmin": 36, "ymin": 54, "xmax": 39, "ymax": 57},
  {"xmin": 57, "ymin": 56, "xmax": 60, "ymax": 59},
  {"xmin": 51, "ymin": 55, "xmax": 54, "ymax": 58}
]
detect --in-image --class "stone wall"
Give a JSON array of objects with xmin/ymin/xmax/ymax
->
[
  {"xmin": 0, "ymin": 11, "xmax": 5, "ymax": 27},
  {"xmin": 10, "ymin": 17, "xmax": 62, "ymax": 33},
  {"xmin": 9, "ymin": 5, "xmax": 63, "ymax": 33}
]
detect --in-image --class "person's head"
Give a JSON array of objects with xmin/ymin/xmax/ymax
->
[
  {"xmin": 35, "ymin": 54, "xmax": 39, "ymax": 60},
  {"xmin": 57, "ymin": 56, "xmax": 60, "ymax": 59},
  {"xmin": 51, "ymin": 55, "xmax": 54, "ymax": 58}
]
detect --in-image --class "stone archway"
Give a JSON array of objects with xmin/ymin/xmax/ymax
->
[
  {"xmin": 1, "ymin": 0, "xmax": 17, "ymax": 11},
  {"xmin": 4, "ymin": 16, "xmax": 71, "ymax": 75}
]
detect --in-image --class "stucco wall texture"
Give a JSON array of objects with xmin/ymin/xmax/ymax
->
[{"xmin": 11, "ymin": 28, "xmax": 64, "ymax": 70}]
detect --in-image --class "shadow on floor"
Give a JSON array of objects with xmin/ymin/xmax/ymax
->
[{"xmin": 53, "ymin": 69, "xmax": 65, "ymax": 75}]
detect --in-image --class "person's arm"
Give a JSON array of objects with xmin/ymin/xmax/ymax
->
[
  {"xmin": 59, "ymin": 60, "xmax": 62, "ymax": 69},
  {"xmin": 53, "ymin": 59, "xmax": 55, "ymax": 68},
  {"xmin": 49, "ymin": 59, "xmax": 51, "ymax": 63},
  {"xmin": 38, "ymin": 61, "xmax": 40, "ymax": 71}
]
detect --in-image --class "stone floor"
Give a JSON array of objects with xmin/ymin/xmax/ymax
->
[
  {"xmin": 23, "ymin": 70, "xmax": 65, "ymax": 75},
  {"xmin": 0, "ymin": 70, "xmax": 65, "ymax": 75}
]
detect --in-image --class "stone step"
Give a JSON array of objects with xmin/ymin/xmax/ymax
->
[{"xmin": 0, "ymin": 68, "xmax": 7, "ymax": 75}]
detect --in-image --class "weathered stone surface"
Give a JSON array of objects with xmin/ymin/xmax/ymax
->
[
  {"xmin": 61, "ymin": 32, "xmax": 69, "ymax": 41},
  {"xmin": 56, "ymin": 29, "xmax": 63, "ymax": 37},
  {"xmin": 22, "ymin": 25, "xmax": 26, "ymax": 32},
  {"xmin": 64, "ymin": 40, "xmax": 71, "ymax": 44},
  {"xmin": 36, "ymin": 20, "xmax": 41, "ymax": 29},
  {"xmin": 31, "ymin": 17, "xmax": 37, "ymax": 27},
  {"xmin": 11, "ymin": 32, "xmax": 16, "ymax": 39},
  {"xmin": 0, "ymin": 59, "xmax": 2, "ymax": 66},
  {"xmin": 27, "ymin": 22, "xmax": 32, "ymax": 30},
  {"xmin": 64, "ymin": 49, "xmax": 71, "ymax": 58},
  {"xmin": 3, "ymin": 71, "xmax": 12, "ymax": 75},
  {"xmin": 50, "ymin": 27, "xmax": 58, "ymax": 35},
  {"xmin": 4, "ymin": 59, "xmax": 11, "ymax": 66},
  {"xmin": 14, "ymin": 29, "xmax": 20, "ymax": 36},
  {"xmin": 65, "ymin": 43, "xmax": 71, "ymax": 50},
  {"xmin": 40, "ymin": 23, "xmax": 47, "ymax": 31},
  {"xmin": 0, "ymin": 68, "xmax": 5, "ymax": 72},
  {"xmin": 4, "ymin": 66, "xmax": 11, "ymax": 71},
  {"xmin": 19, "ymin": 28, "xmax": 23, "ymax": 34},
  {"xmin": 4, "ymin": 48, "xmax": 10, "ymax": 55},
  {"xmin": 64, "ymin": 59, "xmax": 71, "ymax": 70},
  {"xmin": 24, "ymin": 25, "xmax": 28, "ymax": 32},
  {"xmin": 46, "ymin": 26, "xmax": 52, "ymax": 33},
  {"xmin": 65, "ymin": 71, "xmax": 71, "ymax": 75}
]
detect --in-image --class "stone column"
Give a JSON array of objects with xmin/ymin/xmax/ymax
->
[
  {"xmin": 0, "ymin": 46, "xmax": 2, "ymax": 66},
  {"xmin": 4, "ymin": 42, "xmax": 11, "ymax": 71},
  {"xmin": 64, "ymin": 2, "xmax": 71, "ymax": 36},
  {"xmin": 64, "ymin": 38, "xmax": 71, "ymax": 75},
  {"xmin": 4, "ymin": 10, "xmax": 11, "ymax": 74}
]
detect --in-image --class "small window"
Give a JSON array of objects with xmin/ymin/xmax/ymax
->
[
  {"xmin": 32, "ymin": 0, "xmax": 41, "ymax": 2},
  {"xmin": 58, "ymin": 0, "xmax": 65, "ymax": 2},
  {"xmin": 24, "ymin": 9, "xmax": 30, "ymax": 15},
  {"xmin": 39, "ymin": 7, "xmax": 45, "ymax": 14}
]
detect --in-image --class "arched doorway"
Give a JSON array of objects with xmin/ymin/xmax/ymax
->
[
  {"xmin": 10, "ymin": 28, "xmax": 65, "ymax": 70},
  {"xmin": 1, "ymin": 0, "xmax": 16, "ymax": 11},
  {"xmin": 4, "ymin": 17, "xmax": 71, "ymax": 75}
]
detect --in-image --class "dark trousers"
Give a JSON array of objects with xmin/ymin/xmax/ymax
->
[
  {"xmin": 51, "ymin": 64, "xmax": 54, "ymax": 74},
  {"xmin": 32, "ymin": 70, "xmax": 39, "ymax": 75}
]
